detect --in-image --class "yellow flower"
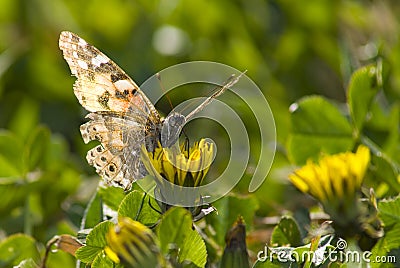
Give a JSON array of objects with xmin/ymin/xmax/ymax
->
[
  {"xmin": 105, "ymin": 217, "xmax": 162, "ymax": 267},
  {"xmin": 289, "ymin": 145, "xmax": 370, "ymax": 203},
  {"xmin": 140, "ymin": 139, "xmax": 216, "ymax": 217},
  {"xmin": 144, "ymin": 139, "xmax": 214, "ymax": 187},
  {"xmin": 289, "ymin": 145, "xmax": 374, "ymax": 238}
]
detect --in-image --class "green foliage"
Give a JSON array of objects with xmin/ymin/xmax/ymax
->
[
  {"xmin": 377, "ymin": 195, "xmax": 400, "ymax": 227},
  {"xmin": 158, "ymin": 207, "xmax": 207, "ymax": 267},
  {"xmin": 206, "ymin": 194, "xmax": 259, "ymax": 245},
  {"xmin": 348, "ymin": 64, "xmax": 380, "ymax": 134},
  {"xmin": 81, "ymin": 192, "xmax": 104, "ymax": 230},
  {"xmin": 270, "ymin": 216, "xmax": 302, "ymax": 247},
  {"xmin": 287, "ymin": 95, "xmax": 354, "ymax": 164},
  {"xmin": 1, "ymin": 0, "xmax": 400, "ymax": 267},
  {"xmin": 75, "ymin": 221, "xmax": 114, "ymax": 263},
  {"xmin": 178, "ymin": 228, "xmax": 207, "ymax": 268},
  {"xmin": 0, "ymin": 234, "xmax": 40, "ymax": 267},
  {"xmin": 117, "ymin": 190, "xmax": 160, "ymax": 226},
  {"xmin": 98, "ymin": 186, "xmax": 126, "ymax": 212}
]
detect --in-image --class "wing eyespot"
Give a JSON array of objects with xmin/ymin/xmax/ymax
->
[{"xmin": 109, "ymin": 164, "xmax": 116, "ymax": 172}]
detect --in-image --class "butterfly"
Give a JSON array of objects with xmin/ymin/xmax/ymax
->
[{"xmin": 59, "ymin": 31, "xmax": 242, "ymax": 190}]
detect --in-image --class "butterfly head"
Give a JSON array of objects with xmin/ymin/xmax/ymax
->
[{"xmin": 161, "ymin": 113, "xmax": 186, "ymax": 148}]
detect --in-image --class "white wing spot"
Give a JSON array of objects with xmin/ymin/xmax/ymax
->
[
  {"xmin": 78, "ymin": 38, "xmax": 87, "ymax": 47},
  {"xmin": 114, "ymin": 80, "xmax": 134, "ymax": 91},
  {"xmin": 92, "ymin": 54, "xmax": 109, "ymax": 67},
  {"xmin": 77, "ymin": 59, "xmax": 88, "ymax": 70},
  {"xmin": 73, "ymin": 51, "xmax": 79, "ymax": 58}
]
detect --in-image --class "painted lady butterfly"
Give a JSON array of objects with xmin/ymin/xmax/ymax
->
[{"xmin": 59, "ymin": 31, "xmax": 241, "ymax": 189}]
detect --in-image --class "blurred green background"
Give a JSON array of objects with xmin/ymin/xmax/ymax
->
[{"xmin": 1, "ymin": 0, "xmax": 400, "ymax": 265}]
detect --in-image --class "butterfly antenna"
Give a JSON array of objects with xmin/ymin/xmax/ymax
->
[
  {"xmin": 156, "ymin": 73, "xmax": 174, "ymax": 110},
  {"xmin": 185, "ymin": 70, "xmax": 247, "ymax": 121},
  {"xmin": 157, "ymin": 72, "xmax": 189, "ymax": 143}
]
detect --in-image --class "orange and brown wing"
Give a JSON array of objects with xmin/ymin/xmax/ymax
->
[
  {"xmin": 59, "ymin": 31, "xmax": 159, "ymax": 119},
  {"xmin": 59, "ymin": 31, "xmax": 160, "ymax": 189}
]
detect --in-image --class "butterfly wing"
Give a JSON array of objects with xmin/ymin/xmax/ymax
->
[{"xmin": 59, "ymin": 31, "xmax": 160, "ymax": 189}]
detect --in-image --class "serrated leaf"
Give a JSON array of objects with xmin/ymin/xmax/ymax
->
[
  {"xmin": 157, "ymin": 207, "xmax": 206, "ymax": 267},
  {"xmin": 348, "ymin": 64, "xmax": 379, "ymax": 134},
  {"xmin": 287, "ymin": 96, "xmax": 354, "ymax": 165},
  {"xmin": 157, "ymin": 207, "xmax": 192, "ymax": 254},
  {"xmin": 271, "ymin": 216, "xmax": 302, "ymax": 247},
  {"xmin": 118, "ymin": 190, "xmax": 145, "ymax": 219},
  {"xmin": 118, "ymin": 190, "xmax": 160, "ymax": 226},
  {"xmin": 378, "ymin": 195, "xmax": 400, "ymax": 227},
  {"xmin": 92, "ymin": 251, "xmax": 119, "ymax": 268},
  {"xmin": 86, "ymin": 221, "xmax": 113, "ymax": 248},
  {"xmin": 98, "ymin": 186, "xmax": 126, "ymax": 211},
  {"xmin": 370, "ymin": 223, "xmax": 400, "ymax": 268},
  {"xmin": 0, "ymin": 234, "xmax": 41, "ymax": 267},
  {"xmin": 75, "ymin": 246, "xmax": 101, "ymax": 264},
  {"xmin": 179, "ymin": 227, "xmax": 207, "ymax": 268},
  {"xmin": 76, "ymin": 221, "xmax": 113, "ymax": 263}
]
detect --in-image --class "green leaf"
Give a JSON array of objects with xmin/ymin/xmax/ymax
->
[
  {"xmin": 157, "ymin": 207, "xmax": 206, "ymax": 267},
  {"xmin": 118, "ymin": 190, "xmax": 160, "ymax": 226},
  {"xmin": 98, "ymin": 186, "xmax": 126, "ymax": 211},
  {"xmin": 179, "ymin": 227, "xmax": 207, "ymax": 268},
  {"xmin": 206, "ymin": 194, "xmax": 259, "ymax": 245},
  {"xmin": 15, "ymin": 258, "xmax": 38, "ymax": 268},
  {"xmin": 287, "ymin": 95, "xmax": 354, "ymax": 164},
  {"xmin": 363, "ymin": 100, "xmax": 400, "ymax": 161},
  {"xmin": 0, "ymin": 180, "xmax": 30, "ymax": 216},
  {"xmin": 271, "ymin": 216, "xmax": 302, "ymax": 247},
  {"xmin": 157, "ymin": 207, "xmax": 192, "ymax": 253},
  {"xmin": 0, "ymin": 130, "xmax": 24, "ymax": 177},
  {"xmin": 23, "ymin": 126, "xmax": 50, "ymax": 172},
  {"xmin": 370, "ymin": 154, "xmax": 400, "ymax": 194},
  {"xmin": 118, "ymin": 190, "xmax": 145, "ymax": 220},
  {"xmin": 0, "ymin": 234, "xmax": 40, "ymax": 267},
  {"xmin": 92, "ymin": 252, "xmax": 122, "ymax": 268},
  {"xmin": 75, "ymin": 245, "xmax": 101, "ymax": 264},
  {"xmin": 370, "ymin": 223, "xmax": 400, "ymax": 268},
  {"xmin": 81, "ymin": 192, "xmax": 103, "ymax": 229},
  {"xmin": 347, "ymin": 64, "xmax": 379, "ymax": 134},
  {"xmin": 8, "ymin": 98, "xmax": 39, "ymax": 142},
  {"xmin": 378, "ymin": 195, "xmax": 400, "ymax": 227},
  {"xmin": 76, "ymin": 221, "xmax": 113, "ymax": 263}
]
